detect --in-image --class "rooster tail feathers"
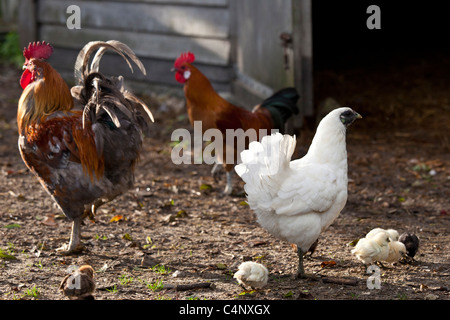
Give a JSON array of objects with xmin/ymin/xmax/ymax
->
[
  {"xmin": 90, "ymin": 41, "xmax": 146, "ymax": 75},
  {"xmin": 73, "ymin": 40, "xmax": 154, "ymax": 135},
  {"xmin": 259, "ymin": 87, "xmax": 300, "ymax": 132},
  {"xmin": 123, "ymin": 91, "xmax": 155, "ymax": 123},
  {"xmin": 235, "ymin": 132, "xmax": 296, "ymax": 201},
  {"xmin": 80, "ymin": 73, "xmax": 152, "ymax": 138},
  {"xmin": 74, "ymin": 40, "xmax": 146, "ymax": 84}
]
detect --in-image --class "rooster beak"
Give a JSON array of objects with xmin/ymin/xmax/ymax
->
[{"xmin": 170, "ymin": 67, "xmax": 176, "ymax": 72}]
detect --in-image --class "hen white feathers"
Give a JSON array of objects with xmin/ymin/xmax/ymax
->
[
  {"xmin": 234, "ymin": 261, "xmax": 269, "ymax": 289},
  {"xmin": 235, "ymin": 107, "xmax": 361, "ymax": 277}
]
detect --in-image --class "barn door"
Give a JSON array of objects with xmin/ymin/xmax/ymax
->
[{"xmin": 229, "ymin": 0, "xmax": 313, "ymax": 128}]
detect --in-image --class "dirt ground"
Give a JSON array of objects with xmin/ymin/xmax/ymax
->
[{"xmin": 0, "ymin": 52, "xmax": 449, "ymax": 301}]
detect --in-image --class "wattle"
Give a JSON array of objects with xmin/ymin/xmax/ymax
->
[
  {"xmin": 20, "ymin": 69, "xmax": 32, "ymax": 89},
  {"xmin": 175, "ymin": 71, "xmax": 186, "ymax": 84}
]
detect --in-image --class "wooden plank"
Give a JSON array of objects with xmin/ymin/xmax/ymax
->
[
  {"xmin": 38, "ymin": 0, "xmax": 230, "ymax": 38},
  {"xmin": 17, "ymin": 0, "xmax": 37, "ymax": 48},
  {"xmin": 40, "ymin": 25, "xmax": 231, "ymax": 66},
  {"xmin": 292, "ymin": 0, "xmax": 313, "ymax": 124},
  {"xmin": 233, "ymin": 0, "xmax": 294, "ymax": 91},
  {"xmin": 1, "ymin": 0, "xmax": 19, "ymax": 25},
  {"xmin": 106, "ymin": 0, "xmax": 228, "ymax": 7},
  {"xmin": 48, "ymin": 47, "xmax": 232, "ymax": 88},
  {"xmin": 300, "ymin": 0, "xmax": 313, "ymax": 118}
]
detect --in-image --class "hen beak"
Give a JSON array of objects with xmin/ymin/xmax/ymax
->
[{"xmin": 355, "ymin": 112, "xmax": 362, "ymax": 119}]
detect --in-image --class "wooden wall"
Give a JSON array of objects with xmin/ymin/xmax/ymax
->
[
  {"xmin": 17, "ymin": 0, "xmax": 313, "ymax": 121},
  {"xmin": 20, "ymin": 0, "xmax": 232, "ymax": 91},
  {"xmin": 230, "ymin": 0, "xmax": 294, "ymax": 107}
]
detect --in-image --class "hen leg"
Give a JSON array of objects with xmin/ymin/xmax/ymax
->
[
  {"xmin": 56, "ymin": 217, "xmax": 84, "ymax": 255},
  {"xmin": 296, "ymin": 247, "xmax": 306, "ymax": 278}
]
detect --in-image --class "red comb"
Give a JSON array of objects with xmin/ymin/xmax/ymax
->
[
  {"xmin": 174, "ymin": 51, "xmax": 195, "ymax": 68},
  {"xmin": 23, "ymin": 41, "xmax": 54, "ymax": 61}
]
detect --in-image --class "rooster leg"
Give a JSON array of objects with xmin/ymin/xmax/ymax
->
[
  {"xmin": 296, "ymin": 247, "xmax": 306, "ymax": 278},
  {"xmin": 223, "ymin": 171, "xmax": 233, "ymax": 195},
  {"xmin": 56, "ymin": 217, "xmax": 84, "ymax": 255},
  {"xmin": 211, "ymin": 163, "xmax": 222, "ymax": 182}
]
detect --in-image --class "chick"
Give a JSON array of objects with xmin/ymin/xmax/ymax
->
[
  {"xmin": 366, "ymin": 228, "xmax": 399, "ymax": 241},
  {"xmin": 385, "ymin": 241, "xmax": 408, "ymax": 263},
  {"xmin": 351, "ymin": 232, "xmax": 390, "ymax": 265},
  {"xmin": 59, "ymin": 265, "xmax": 95, "ymax": 300},
  {"xmin": 234, "ymin": 261, "xmax": 269, "ymax": 290},
  {"xmin": 398, "ymin": 232, "xmax": 420, "ymax": 258}
]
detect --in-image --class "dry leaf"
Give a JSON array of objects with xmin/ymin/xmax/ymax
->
[
  {"xmin": 248, "ymin": 240, "xmax": 268, "ymax": 247},
  {"xmin": 109, "ymin": 215, "xmax": 124, "ymax": 223},
  {"xmin": 199, "ymin": 184, "xmax": 212, "ymax": 191},
  {"xmin": 122, "ymin": 233, "xmax": 133, "ymax": 241},
  {"xmin": 347, "ymin": 239, "xmax": 360, "ymax": 247},
  {"xmin": 216, "ymin": 263, "xmax": 227, "ymax": 270},
  {"xmin": 41, "ymin": 214, "xmax": 57, "ymax": 226},
  {"xmin": 320, "ymin": 260, "xmax": 336, "ymax": 268}
]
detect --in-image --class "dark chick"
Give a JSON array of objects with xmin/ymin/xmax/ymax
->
[
  {"xmin": 398, "ymin": 232, "xmax": 420, "ymax": 258},
  {"xmin": 59, "ymin": 265, "xmax": 95, "ymax": 300}
]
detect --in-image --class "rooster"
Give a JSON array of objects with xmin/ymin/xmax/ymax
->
[
  {"xmin": 17, "ymin": 40, "xmax": 154, "ymax": 254},
  {"xmin": 173, "ymin": 52, "xmax": 299, "ymax": 194},
  {"xmin": 235, "ymin": 108, "xmax": 361, "ymax": 277}
]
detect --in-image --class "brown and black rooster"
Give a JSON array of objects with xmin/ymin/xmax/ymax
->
[
  {"xmin": 17, "ymin": 40, "xmax": 154, "ymax": 254},
  {"xmin": 173, "ymin": 52, "xmax": 299, "ymax": 195}
]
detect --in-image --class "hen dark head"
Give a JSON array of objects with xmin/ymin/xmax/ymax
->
[
  {"xmin": 20, "ymin": 41, "xmax": 53, "ymax": 89},
  {"xmin": 339, "ymin": 109, "xmax": 362, "ymax": 127}
]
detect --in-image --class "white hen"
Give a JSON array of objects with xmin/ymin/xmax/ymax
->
[
  {"xmin": 235, "ymin": 107, "xmax": 361, "ymax": 277},
  {"xmin": 234, "ymin": 261, "xmax": 269, "ymax": 289},
  {"xmin": 351, "ymin": 232, "xmax": 391, "ymax": 264}
]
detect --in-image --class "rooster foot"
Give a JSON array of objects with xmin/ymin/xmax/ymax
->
[
  {"xmin": 56, "ymin": 218, "xmax": 84, "ymax": 255},
  {"xmin": 223, "ymin": 184, "xmax": 233, "ymax": 196},
  {"xmin": 221, "ymin": 171, "xmax": 234, "ymax": 196},
  {"xmin": 211, "ymin": 163, "xmax": 222, "ymax": 182},
  {"xmin": 56, "ymin": 242, "xmax": 85, "ymax": 255}
]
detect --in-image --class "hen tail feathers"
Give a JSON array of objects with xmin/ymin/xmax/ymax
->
[{"xmin": 235, "ymin": 132, "xmax": 296, "ymax": 200}]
